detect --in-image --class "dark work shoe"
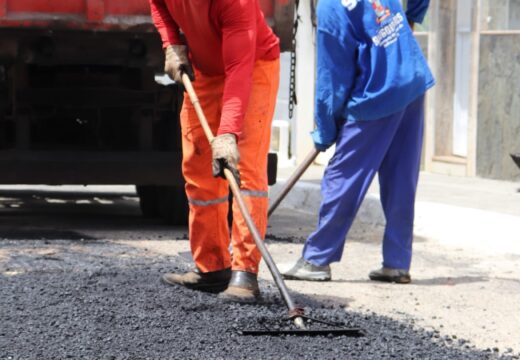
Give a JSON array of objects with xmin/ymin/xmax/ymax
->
[
  {"xmin": 281, "ymin": 258, "xmax": 331, "ymax": 281},
  {"xmin": 162, "ymin": 267, "xmax": 231, "ymax": 293},
  {"xmin": 369, "ymin": 267, "xmax": 411, "ymax": 284},
  {"xmin": 218, "ymin": 271, "xmax": 260, "ymax": 303}
]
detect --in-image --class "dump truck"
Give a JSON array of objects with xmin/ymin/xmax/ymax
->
[{"xmin": 0, "ymin": 0, "xmax": 295, "ymax": 224}]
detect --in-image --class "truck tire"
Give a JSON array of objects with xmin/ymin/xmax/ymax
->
[
  {"xmin": 157, "ymin": 185, "xmax": 189, "ymax": 226},
  {"xmin": 0, "ymin": 65, "xmax": 6, "ymax": 149},
  {"xmin": 136, "ymin": 185, "xmax": 160, "ymax": 218}
]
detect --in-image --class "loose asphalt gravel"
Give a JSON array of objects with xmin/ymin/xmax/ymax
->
[{"xmin": 1, "ymin": 238, "xmax": 516, "ymax": 360}]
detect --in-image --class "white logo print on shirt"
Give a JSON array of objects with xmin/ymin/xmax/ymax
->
[{"xmin": 341, "ymin": 0, "xmax": 359, "ymax": 11}]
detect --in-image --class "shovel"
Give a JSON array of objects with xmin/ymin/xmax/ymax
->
[
  {"xmin": 182, "ymin": 74, "xmax": 362, "ymax": 337},
  {"xmin": 268, "ymin": 148, "xmax": 320, "ymax": 217}
]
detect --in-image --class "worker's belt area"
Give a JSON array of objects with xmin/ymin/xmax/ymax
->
[{"xmin": 188, "ymin": 190, "xmax": 268, "ymax": 206}]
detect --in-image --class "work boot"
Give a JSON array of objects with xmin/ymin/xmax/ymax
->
[
  {"xmin": 369, "ymin": 267, "xmax": 411, "ymax": 284},
  {"xmin": 162, "ymin": 267, "xmax": 231, "ymax": 293},
  {"xmin": 281, "ymin": 258, "xmax": 331, "ymax": 281},
  {"xmin": 218, "ymin": 271, "xmax": 260, "ymax": 303}
]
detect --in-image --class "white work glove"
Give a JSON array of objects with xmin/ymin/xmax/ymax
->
[
  {"xmin": 210, "ymin": 133, "xmax": 241, "ymax": 186},
  {"xmin": 164, "ymin": 45, "xmax": 195, "ymax": 83}
]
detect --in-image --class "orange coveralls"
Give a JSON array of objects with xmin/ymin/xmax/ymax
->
[{"xmin": 149, "ymin": 0, "xmax": 280, "ymax": 274}]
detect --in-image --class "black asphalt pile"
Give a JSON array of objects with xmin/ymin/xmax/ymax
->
[{"xmin": 0, "ymin": 240, "xmax": 515, "ymax": 360}]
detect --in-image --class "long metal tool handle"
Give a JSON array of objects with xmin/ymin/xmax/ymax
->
[
  {"xmin": 182, "ymin": 74, "xmax": 305, "ymax": 329},
  {"xmin": 268, "ymin": 148, "xmax": 320, "ymax": 218}
]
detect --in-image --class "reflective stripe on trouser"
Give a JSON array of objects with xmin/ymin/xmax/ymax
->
[
  {"xmin": 180, "ymin": 59, "xmax": 280, "ymax": 273},
  {"xmin": 303, "ymin": 95, "xmax": 425, "ymax": 270}
]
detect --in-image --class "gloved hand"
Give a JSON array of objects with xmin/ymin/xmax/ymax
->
[
  {"xmin": 314, "ymin": 142, "xmax": 330, "ymax": 152},
  {"xmin": 311, "ymin": 131, "xmax": 334, "ymax": 152},
  {"xmin": 164, "ymin": 45, "xmax": 195, "ymax": 83},
  {"xmin": 211, "ymin": 133, "xmax": 241, "ymax": 185}
]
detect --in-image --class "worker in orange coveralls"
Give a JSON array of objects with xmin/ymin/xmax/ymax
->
[{"xmin": 149, "ymin": 0, "xmax": 280, "ymax": 303}]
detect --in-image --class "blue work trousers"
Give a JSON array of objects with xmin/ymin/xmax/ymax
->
[{"xmin": 303, "ymin": 95, "xmax": 425, "ymax": 270}]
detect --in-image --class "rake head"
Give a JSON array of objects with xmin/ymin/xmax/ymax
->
[{"xmin": 239, "ymin": 310, "xmax": 365, "ymax": 337}]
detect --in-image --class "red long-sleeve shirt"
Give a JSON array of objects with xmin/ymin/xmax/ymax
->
[{"xmin": 149, "ymin": 0, "xmax": 280, "ymax": 137}]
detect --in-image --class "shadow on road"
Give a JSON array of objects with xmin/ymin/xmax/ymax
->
[
  {"xmin": 0, "ymin": 187, "xmax": 183, "ymax": 240},
  {"xmin": 333, "ymin": 275, "xmax": 489, "ymax": 286},
  {"xmin": 0, "ymin": 188, "xmax": 140, "ymax": 217},
  {"xmin": 0, "ymin": 228, "xmax": 97, "ymax": 241}
]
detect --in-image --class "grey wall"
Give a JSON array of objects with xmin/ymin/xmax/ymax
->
[
  {"xmin": 510, "ymin": 0, "xmax": 520, "ymax": 30},
  {"xmin": 477, "ymin": 34, "xmax": 520, "ymax": 181},
  {"xmin": 481, "ymin": 0, "xmax": 510, "ymax": 30},
  {"xmin": 481, "ymin": 0, "xmax": 520, "ymax": 30}
]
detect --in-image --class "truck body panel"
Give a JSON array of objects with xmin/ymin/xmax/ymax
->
[
  {"xmin": 0, "ymin": 0, "xmax": 291, "ymax": 223},
  {"xmin": 0, "ymin": 0, "xmax": 294, "ymax": 47}
]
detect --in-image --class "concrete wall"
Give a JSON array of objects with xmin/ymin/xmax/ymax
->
[
  {"xmin": 481, "ymin": 0, "xmax": 510, "ymax": 30},
  {"xmin": 511, "ymin": 1, "xmax": 520, "ymax": 29},
  {"xmin": 481, "ymin": 0, "xmax": 520, "ymax": 30},
  {"xmin": 477, "ymin": 34, "xmax": 520, "ymax": 181}
]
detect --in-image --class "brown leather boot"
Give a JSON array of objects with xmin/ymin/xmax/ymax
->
[
  {"xmin": 162, "ymin": 268, "xmax": 231, "ymax": 293},
  {"xmin": 218, "ymin": 270, "xmax": 260, "ymax": 303}
]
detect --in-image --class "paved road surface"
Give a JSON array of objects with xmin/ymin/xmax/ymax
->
[{"xmin": 1, "ymin": 186, "xmax": 518, "ymax": 359}]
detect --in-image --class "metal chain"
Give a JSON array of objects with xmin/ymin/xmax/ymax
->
[
  {"xmin": 310, "ymin": 0, "xmax": 317, "ymax": 28},
  {"xmin": 288, "ymin": 0, "xmax": 300, "ymax": 119}
]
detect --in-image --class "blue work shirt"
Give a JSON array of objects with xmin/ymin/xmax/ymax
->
[{"xmin": 313, "ymin": 0, "xmax": 435, "ymax": 150}]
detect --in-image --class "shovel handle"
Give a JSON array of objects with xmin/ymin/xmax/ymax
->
[
  {"xmin": 181, "ymin": 74, "xmax": 305, "ymax": 328},
  {"xmin": 268, "ymin": 148, "xmax": 320, "ymax": 218},
  {"xmin": 181, "ymin": 74, "xmax": 215, "ymax": 143}
]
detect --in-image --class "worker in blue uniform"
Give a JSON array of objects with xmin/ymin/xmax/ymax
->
[{"xmin": 282, "ymin": 0, "xmax": 435, "ymax": 283}]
